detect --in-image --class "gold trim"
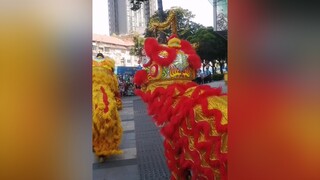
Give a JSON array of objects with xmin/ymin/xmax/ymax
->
[{"xmin": 145, "ymin": 79, "xmax": 193, "ymax": 92}]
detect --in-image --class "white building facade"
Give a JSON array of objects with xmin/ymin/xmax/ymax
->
[{"xmin": 92, "ymin": 34, "xmax": 139, "ymax": 67}]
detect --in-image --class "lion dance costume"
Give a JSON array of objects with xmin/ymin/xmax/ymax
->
[
  {"xmin": 92, "ymin": 53, "xmax": 123, "ymax": 158},
  {"xmin": 134, "ymin": 11, "xmax": 228, "ymax": 179}
]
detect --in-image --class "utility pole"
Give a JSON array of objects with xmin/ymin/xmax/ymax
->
[
  {"xmin": 208, "ymin": 0, "xmax": 220, "ymax": 31},
  {"xmin": 157, "ymin": 0, "xmax": 166, "ymax": 43},
  {"xmin": 213, "ymin": 0, "xmax": 217, "ymax": 31}
]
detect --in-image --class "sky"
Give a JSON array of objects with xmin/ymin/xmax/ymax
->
[
  {"xmin": 92, "ymin": 0, "xmax": 109, "ymax": 35},
  {"xmin": 92, "ymin": 0, "xmax": 214, "ymax": 35},
  {"xmin": 162, "ymin": 0, "xmax": 213, "ymax": 27}
]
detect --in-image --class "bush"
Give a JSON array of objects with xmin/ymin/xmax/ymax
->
[{"xmin": 211, "ymin": 74, "xmax": 224, "ymax": 81}]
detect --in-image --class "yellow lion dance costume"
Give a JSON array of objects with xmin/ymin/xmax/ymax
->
[
  {"xmin": 134, "ymin": 35, "xmax": 228, "ymax": 180},
  {"xmin": 92, "ymin": 53, "xmax": 123, "ymax": 158}
]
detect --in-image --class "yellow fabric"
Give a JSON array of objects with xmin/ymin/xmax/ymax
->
[
  {"xmin": 92, "ymin": 60, "xmax": 123, "ymax": 157},
  {"xmin": 224, "ymin": 73, "xmax": 228, "ymax": 85},
  {"xmin": 92, "ymin": 57, "xmax": 115, "ymax": 71}
]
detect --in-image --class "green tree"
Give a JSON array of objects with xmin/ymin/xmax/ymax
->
[
  {"xmin": 189, "ymin": 27, "xmax": 227, "ymax": 74},
  {"xmin": 130, "ymin": 35, "xmax": 145, "ymax": 64},
  {"xmin": 145, "ymin": 7, "xmax": 204, "ymax": 42}
]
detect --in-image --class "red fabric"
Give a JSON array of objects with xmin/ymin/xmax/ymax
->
[
  {"xmin": 136, "ymin": 82, "xmax": 227, "ymax": 179},
  {"xmin": 100, "ymin": 86, "xmax": 109, "ymax": 113}
]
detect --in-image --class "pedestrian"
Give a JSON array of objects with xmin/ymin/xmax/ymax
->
[{"xmin": 200, "ymin": 70, "xmax": 205, "ymax": 84}]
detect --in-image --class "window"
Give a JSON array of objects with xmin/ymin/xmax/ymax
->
[
  {"xmin": 104, "ymin": 47, "xmax": 109, "ymax": 52},
  {"xmin": 127, "ymin": 59, "xmax": 131, "ymax": 63},
  {"xmin": 92, "ymin": 45, "xmax": 96, "ymax": 50},
  {"xmin": 98, "ymin": 47, "xmax": 103, "ymax": 51}
]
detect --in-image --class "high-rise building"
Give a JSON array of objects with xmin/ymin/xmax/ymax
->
[
  {"xmin": 108, "ymin": 0, "xmax": 119, "ymax": 34},
  {"xmin": 144, "ymin": 0, "xmax": 157, "ymax": 26},
  {"xmin": 208, "ymin": 0, "xmax": 228, "ymax": 31},
  {"xmin": 108, "ymin": 0, "xmax": 157, "ymax": 35}
]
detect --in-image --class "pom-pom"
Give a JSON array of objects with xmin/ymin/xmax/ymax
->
[
  {"xmin": 187, "ymin": 54, "xmax": 201, "ymax": 69},
  {"xmin": 144, "ymin": 38, "xmax": 177, "ymax": 67},
  {"xmin": 144, "ymin": 38, "xmax": 159, "ymax": 57},
  {"xmin": 151, "ymin": 46, "xmax": 177, "ymax": 66},
  {"xmin": 168, "ymin": 34, "xmax": 178, "ymax": 40},
  {"xmin": 134, "ymin": 70, "xmax": 148, "ymax": 86},
  {"xmin": 180, "ymin": 40, "xmax": 196, "ymax": 54}
]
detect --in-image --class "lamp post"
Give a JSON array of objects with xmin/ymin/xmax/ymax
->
[{"xmin": 213, "ymin": 0, "xmax": 217, "ymax": 31}]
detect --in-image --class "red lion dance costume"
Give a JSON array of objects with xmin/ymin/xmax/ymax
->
[
  {"xmin": 92, "ymin": 54, "xmax": 123, "ymax": 159},
  {"xmin": 134, "ymin": 35, "xmax": 228, "ymax": 179}
]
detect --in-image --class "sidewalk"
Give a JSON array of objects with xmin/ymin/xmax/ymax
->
[
  {"xmin": 207, "ymin": 80, "xmax": 228, "ymax": 94},
  {"xmin": 93, "ymin": 96, "xmax": 140, "ymax": 180}
]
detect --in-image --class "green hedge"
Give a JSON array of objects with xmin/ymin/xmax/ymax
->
[{"xmin": 211, "ymin": 74, "xmax": 225, "ymax": 81}]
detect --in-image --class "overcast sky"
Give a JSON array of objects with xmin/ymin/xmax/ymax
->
[
  {"xmin": 92, "ymin": 0, "xmax": 214, "ymax": 35},
  {"xmin": 162, "ymin": 0, "xmax": 213, "ymax": 26}
]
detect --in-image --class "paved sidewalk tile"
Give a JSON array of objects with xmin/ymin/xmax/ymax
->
[
  {"xmin": 93, "ymin": 97, "xmax": 140, "ymax": 180},
  {"xmin": 107, "ymin": 147, "xmax": 137, "ymax": 161},
  {"xmin": 121, "ymin": 121, "xmax": 135, "ymax": 132},
  {"xmin": 93, "ymin": 165, "xmax": 139, "ymax": 180}
]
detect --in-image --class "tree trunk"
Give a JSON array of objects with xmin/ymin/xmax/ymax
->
[{"xmin": 157, "ymin": 0, "xmax": 166, "ymax": 44}]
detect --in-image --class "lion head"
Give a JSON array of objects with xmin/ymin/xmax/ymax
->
[{"xmin": 134, "ymin": 35, "xmax": 202, "ymax": 92}]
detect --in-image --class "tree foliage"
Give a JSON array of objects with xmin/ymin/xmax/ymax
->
[
  {"xmin": 189, "ymin": 27, "xmax": 227, "ymax": 73},
  {"xmin": 130, "ymin": 35, "xmax": 145, "ymax": 58},
  {"xmin": 145, "ymin": 7, "xmax": 204, "ymax": 41},
  {"xmin": 189, "ymin": 27, "xmax": 227, "ymax": 61}
]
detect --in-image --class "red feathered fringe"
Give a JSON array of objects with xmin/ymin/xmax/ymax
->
[
  {"xmin": 151, "ymin": 45, "xmax": 177, "ymax": 66},
  {"xmin": 144, "ymin": 38, "xmax": 159, "ymax": 57},
  {"xmin": 179, "ymin": 40, "xmax": 201, "ymax": 70},
  {"xmin": 137, "ymin": 82, "xmax": 228, "ymax": 179},
  {"xmin": 180, "ymin": 40, "xmax": 196, "ymax": 54},
  {"xmin": 134, "ymin": 70, "xmax": 148, "ymax": 86},
  {"xmin": 144, "ymin": 37, "xmax": 177, "ymax": 67},
  {"xmin": 187, "ymin": 54, "xmax": 202, "ymax": 70}
]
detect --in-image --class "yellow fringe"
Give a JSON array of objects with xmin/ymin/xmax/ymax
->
[{"xmin": 92, "ymin": 65, "xmax": 123, "ymax": 157}]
